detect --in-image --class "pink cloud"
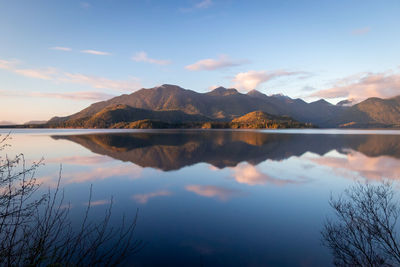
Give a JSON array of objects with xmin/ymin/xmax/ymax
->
[
  {"xmin": 0, "ymin": 58, "xmax": 142, "ymax": 92},
  {"xmin": 0, "ymin": 89, "xmax": 115, "ymax": 101},
  {"xmin": 310, "ymin": 70, "xmax": 400, "ymax": 102},
  {"xmin": 186, "ymin": 55, "xmax": 247, "ymax": 71},
  {"xmin": 132, "ymin": 52, "xmax": 171, "ymax": 65},
  {"xmin": 232, "ymin": 70, "xmax": 305, "ymax": 91}
]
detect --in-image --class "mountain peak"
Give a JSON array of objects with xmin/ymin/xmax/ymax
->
[
  {"xmin": 270, "ymin": 93, "xmax": 292, "ymax": 100},
  {"xmin": 158, "ymin": 84, "xmax": 184, "ymax": 90},
  {"xmin": 247, "ymin": 89, "xmax": 266, "ymax": 98},
  {"xmin": 311, "ymin": 99, "xmax": 332, "ymax": 105},
  {"xmin": 207, "ymin": 87, "xmax": 239, "ymax": 96},
  {"xmin": 336, "ymin": 99, "xmax": 354, "ymax": 107}
]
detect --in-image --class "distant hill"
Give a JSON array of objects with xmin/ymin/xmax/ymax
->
[
  {"xmin": 49, "ymin": 104, "xmax": 210, "ymax": 128},
  {"xmin": 45, "ymin": 84, "xmax": 400, "ymax": 129},
  {"xmin": 48, "ymin": 84, "xmax": 345, "ymax": 127},
  {"xmin": 327, "ymin": 96, "xmax": 400, "ymax": 128},
  {"xmin": 24, "ymin": 120, "xmax": 47, "ymax": 125},
  {"xmin": 49, "ymin": 105, "xmax": 313, "ymax": 129},
  {"xmin": 0, "ymin": 121, "xmax": 16, "ymax": 126},
  {"xmin": 230, "ymin": 111, "xmax": 313, "ymax": 128}
]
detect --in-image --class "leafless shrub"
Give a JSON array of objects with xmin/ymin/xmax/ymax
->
[
  {"xmin": 322, "ymin": 182, "xmax": 400, "ymax": 267},
  {"xmin": 0, "ymin": 134, "xmax": 143, "ymax": 266}
]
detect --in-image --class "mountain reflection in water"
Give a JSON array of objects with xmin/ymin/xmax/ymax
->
[{"xmin": 52, "ymin": 130, "xmax": 400, "ymax": 173}]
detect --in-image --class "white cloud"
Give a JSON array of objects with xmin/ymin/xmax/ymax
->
[
  {"xmin": 232, "ymin": 70, "xmax": 305, "ymax": 91},
  {"xmin": 352, "ymin": 27, "xmax": 370, "ymax": 36},
  {"xmin": 0, "ymin": 58, "xmax": 141, "ymax": 92},
  {"xmin": 310, "ymin": 70, "xmax": 400, "ymax": 102},
  {"xmin": 186, "ymin": 55, "xmax": 247, "ymax": 71},
  {"xmin": 80, "ymin": 49, "xmax": 111, "ymax": 56},
  {"xmin": 132, "ymin": 52, "xmax": 171, "ymax": 65},
  {"xmin": 50, "ymin": 46, "xmax": 72, "ymax": 51}
]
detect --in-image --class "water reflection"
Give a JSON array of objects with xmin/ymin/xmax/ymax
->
[
  {"xmin": 4, "ymin": 129, "xmax": 400, "ymax": 266},
  {"xmin": 310, "ymin": 151, "xmax": 400, "ymax": 181},
  {"xmin": 132, "ymin": 190, "xmax": 172, "ymax": 204},
  {"xmin": 185, "ymin": 185, "xmax": 242, "ymax": 201},
  {"xmin": 232, "ymin": 162, "xmax": 305, "ymax": 186},
  {"xmin": 53, "ymin": 131, "xmax": 400, "ymax": 180}
]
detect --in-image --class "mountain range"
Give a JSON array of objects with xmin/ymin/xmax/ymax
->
[{"xmin": 47, "ymin": 84, "xmax": 400, "ymax": 128}]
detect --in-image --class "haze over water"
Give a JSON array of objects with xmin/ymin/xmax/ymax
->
[{"xmin": 2, "ymin": 129, "xmax": 400, "ymax": 266}]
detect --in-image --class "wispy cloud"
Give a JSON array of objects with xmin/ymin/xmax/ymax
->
[
  {"xmin": 180, "ymin": 0, "xmax": 213, "ymax": 12},
  {"xmin": 310, "ymin": 69, "xmax": 400, "ymax": 102},
  {"xmin": 352, "ymin": 27, "xmax": 370, "ymax": 36},
  {"xmin": 80, "ymin": 49, "xmax": 111, "ymax": 56},
  {"xmin": 132, "ymin": 51, "xmax": 171, "ymax": 65},
  {"xmin": 0, "ymin": 58, "xmax": 141, "ymax": 92},
  {"xmin": 50, "ymin": 46, "xmax": 72, "ymax": 52},
  {"xmin": 0, "ymin": 59, "xmax": 56, "ymax": 80},
  {"xmin": 34, "ymin": 91, "xmax": 115, "ymax": 101},
  {"xmin": 232, "ymin": 70, "xmax": 306, "ymax": 91},
  {"xmin": 80, "ymin": 2, "xmax": 91, "ymax": 8},
  {"xmin": 186, "ymin": 55, "xmax": 247, "ymax": 71},
  {"xmin": 0, "ymin": 59, "xmax": 17, "ymax": 69},
  {"xmin": 132, "ymin": 190, "xmax": 172, "ymax": 204},
  {"xmin": 0, "ymin": 89, "xmax": 115, "ymax": 101},
  {"xmin": 61, "ymin": 73, "xmax": 141, "ymax": 91},
  {"xmin": 195, "ymin": 0, "xmax": 213, "ymax": 8},
  {"xmin": 14, "ymin": 67, "xmax": 57, "ymax": 80},
  {"xmin": 185, "ymin": 184, "xmax": 241, "ymax": 201}
]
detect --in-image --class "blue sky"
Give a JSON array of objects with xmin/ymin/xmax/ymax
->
[{"xmin": 1, "ymin": 0, "xmax": 400, "ymax": 123}]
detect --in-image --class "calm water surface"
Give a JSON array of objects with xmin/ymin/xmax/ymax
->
[{"xmin": 2, "ymin": 129, "xmax": 400, "ymax": 266}]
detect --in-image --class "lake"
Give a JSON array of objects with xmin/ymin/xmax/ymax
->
[{"xmin": 1, "ymin": 128, "xmax": 400, "ymax": 266}]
